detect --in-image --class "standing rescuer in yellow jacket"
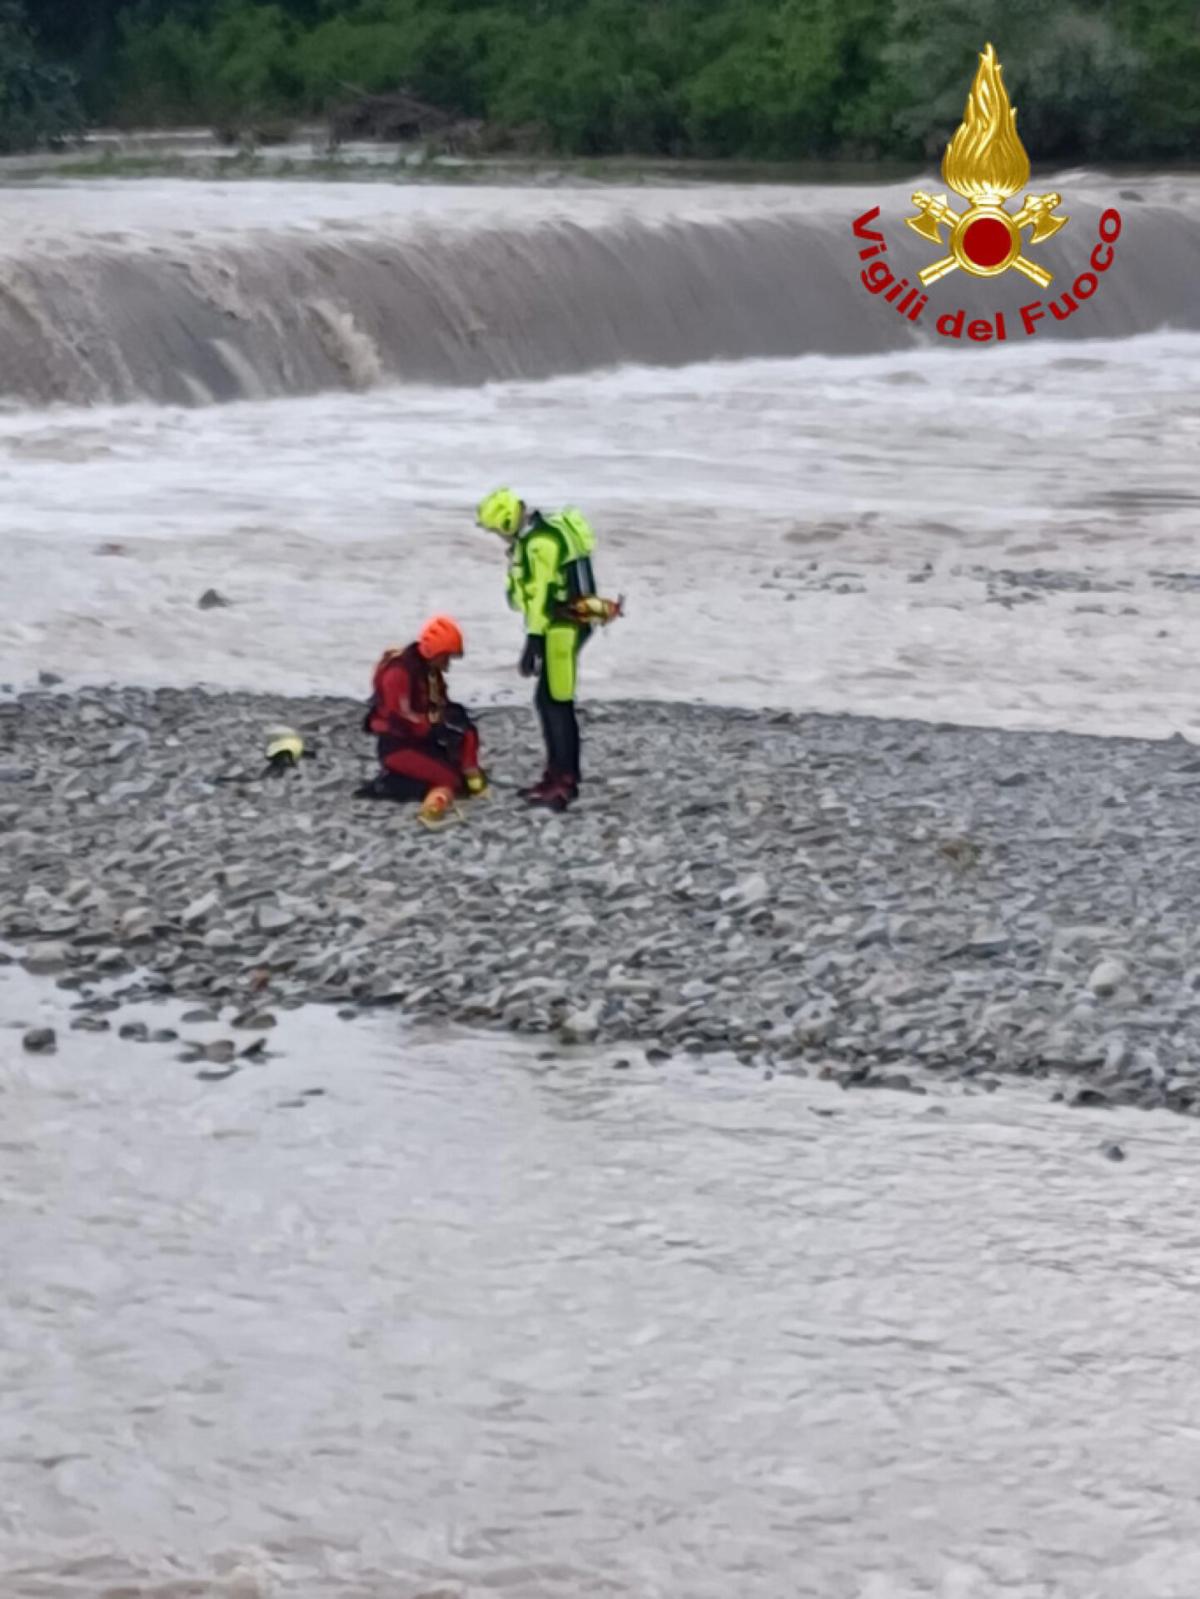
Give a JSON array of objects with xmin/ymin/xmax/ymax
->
[{"xmin": 476, "ymin": 487, "xmax": 622, "ymax": 812}]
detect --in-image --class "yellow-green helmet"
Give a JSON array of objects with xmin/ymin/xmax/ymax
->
[
  {"xmin": 266, "ymin": 729, "xmax": 305, "ymax": 765},
  {"xmin": 477, "ymin": 487, "xmax": 524, "ymax": 537}
]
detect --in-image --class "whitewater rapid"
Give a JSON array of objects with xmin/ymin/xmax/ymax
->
[{"xmin": 3, "ymin": 326, "xmax": 1199, "ymax": 741}]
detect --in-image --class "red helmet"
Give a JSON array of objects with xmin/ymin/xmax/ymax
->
[{"xmin": 418, "ymin": 615, "xmax": 464, "ymax": 660}]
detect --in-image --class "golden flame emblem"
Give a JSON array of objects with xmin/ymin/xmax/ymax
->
[{"xmin": 906, "ymin": 43, "xmax": 1068, "ymax": 287}]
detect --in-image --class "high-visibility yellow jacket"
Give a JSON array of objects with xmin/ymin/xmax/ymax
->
[{"xmin": 506, "ymin": 508, "xmax": 597, "ymax": 637}]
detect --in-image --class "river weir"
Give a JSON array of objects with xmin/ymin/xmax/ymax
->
[{"xmin": 0, "ymin": 174, "xmax": 1197, "ymax": 406}]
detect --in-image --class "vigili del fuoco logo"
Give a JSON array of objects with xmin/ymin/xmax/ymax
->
[{"xmin": 851, "ymin": 43, "xmax": 1123, "ymax": 343}]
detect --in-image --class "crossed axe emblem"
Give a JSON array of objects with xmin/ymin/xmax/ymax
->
[{"xmin": 906, "ymin": 191, "xmax": 1068, "ymax": 288}]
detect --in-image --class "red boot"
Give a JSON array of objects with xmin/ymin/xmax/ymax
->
[
  {"xmin": 518, "ymin": 767, "xmax": 552, "ymax": 800},
  {"xmin": 523, "ymin": 771, "xmax": 574, "ymax": 811}
]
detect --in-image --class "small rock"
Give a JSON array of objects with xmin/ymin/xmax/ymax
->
[
  {"xmin": 1089, "ymin": 959, "xmax": 1126, "ymax": 998},
  {"xmin": 72, "ymin": 996, "xmax": 120, "ymax": 1016},
  {"xmin": 198, "ymin": 589, "xmax": 232, "ymax": 610},
  {"xmin": 559, "ymin": 1005, "xmax": 600, "ymax": 1044},
  {"xmin": 232, "ymin": 1010, "xmax": 276, "ymax": 1030},
  {"xmin": 255, "ymin": 905, "xmax": 296, "ymax": 934},
  {"xmin": 1073, "ymin": 1087, "xmax": 1111, "ymax": 1108},
  {"xmin": 70, "ymin": 1016, "xmax": 111, "ymax": 1033},
  {"xmin": 181, "ymin": 1008, "xmax": 219, "ymax": 1024},
  {"xmin": 119, "ymin": 907, "xmax": 156, "ymax": 942},
  {"xmin": 118, "ymin": 1021, "xmax": 149, "ymax": 1042},
  {"xmin": 202, "ymin": 1040, "xmax": 236, "ymax": 1065},
  {"xmin": 680, "ymin": 979, "xmax": 716, "ymax": 1001},
  {"xmin": 21, "ymin": 943, "xmax": 70, "ymax": 975},
  {"xmin": 182, "ymin": 891, "xmax": 219, "ymax": 927},
  {"xmin": 23, "ymin": 1027, "xmax": 56, "ymax": 1054},
  {"xmin": 720, "ymin": 872, "xmax": 769, "ymax": 909},
  {"xmin": 38, "ymin": 670, "xmax": 63, "ymax": 687},
  {"xmin": 1101, "ymin": 1142, "xmax": 1126, "ymax": 1162}
]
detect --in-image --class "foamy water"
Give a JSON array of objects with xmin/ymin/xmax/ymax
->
[{"xmin": 3, "ymin": 330, "xmax": 1199, "ymax": 740}]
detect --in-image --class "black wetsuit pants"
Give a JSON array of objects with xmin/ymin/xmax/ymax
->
[
  {"xmin": 534, "ymin": 628, "xmax": 588, "ymax": 785},
  {"xmin": 536, "ymin": 671, "xmax": 580, "ymax": 785}
]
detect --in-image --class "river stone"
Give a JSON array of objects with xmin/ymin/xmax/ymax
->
[
  {"xmin": 559, "ymin": 1004, "xmax": 601, "ymax": 1044},
  {"xmin": 182, "ymin": 891, "xmax": 220, "ymax": 927},
  {"xmin": 720, "ymin": 872, "xmax": 769, "ymax": 909},
  {"xmin": 232, "ymin": 1010, "xmax": 276, "ymax": 1030},
  {"xmin": 256, "ymin": 905, "xmax": 296, "ymax": 934},
  {"xmin": 23, "ymin": 1028, "xmax": 56, "ymax": 1054},
  {"xmin": 1089, "ymin": 959, "xmax": 1126, "ymax": 998},
  {"xmin": 22, "ymin": 944, "xmax": 70, "ymax": 975},
  {"xmin": 120, "ymin": 907, "xmax": 156, "ymax": 941}
]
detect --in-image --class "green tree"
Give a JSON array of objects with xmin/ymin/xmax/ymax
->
[
  {"xmin": 855, "ymin": 0, "xmax": 1142, "ymax": 161},
  {"xmin": 42, "ymin": 0, "xmax": 1200, "ymax": 164},
  {"xmin": 1109, "ymin": 0, "xmax": 1200, "ymax": 157},
  {"xmin": 682, "ymin": 0, "xmax": 891, "ymax": 157},
  {"xmin": 0, "ymin": 0, "xmax": 83, "ymax": 150}
]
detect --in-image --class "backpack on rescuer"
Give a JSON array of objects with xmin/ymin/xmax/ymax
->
[
  {"xmin": 541, "ymin": 508, "xmax": 624, "ymax": 626},
  {"xmin": 362, "ymin": 648, "xmax": 403, "ymax": 734},
  {"xmin": 361, "ymin": 644, "xmax": 446, "ymax": 736}
]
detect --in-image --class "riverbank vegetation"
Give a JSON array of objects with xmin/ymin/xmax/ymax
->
[{"xmin": 15, "ymin": 0, "xmax": 1200, "ymax": 163}]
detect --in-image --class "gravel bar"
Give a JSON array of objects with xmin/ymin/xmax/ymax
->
[{"xmin": 3, "ymin": 685, "xmax": 1200, "ymax": 1113}]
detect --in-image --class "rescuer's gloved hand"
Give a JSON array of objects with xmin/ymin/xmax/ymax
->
[{"xmin": 519, "ymin": 636, "xmax": 544, "ymax": 678}]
